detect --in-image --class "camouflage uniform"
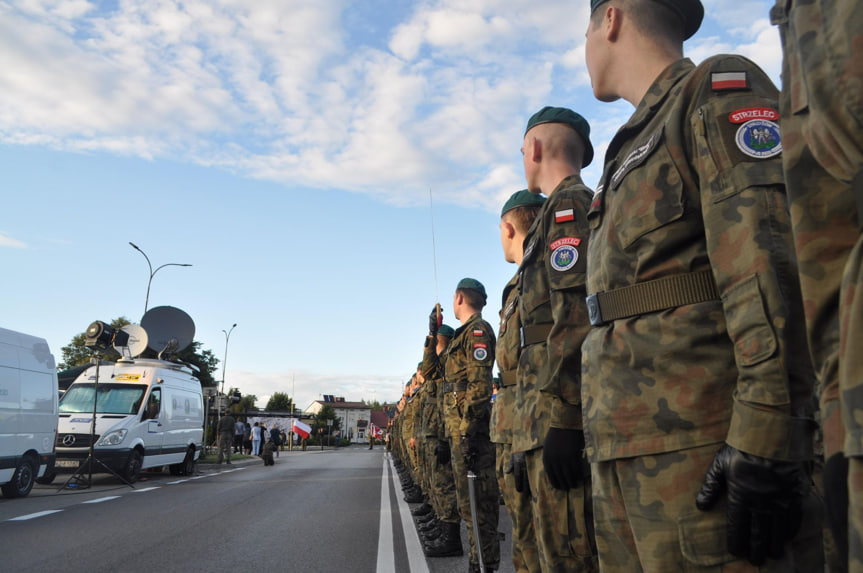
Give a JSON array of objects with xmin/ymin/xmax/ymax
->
[
  {"xmin": 419, "ymin": 365, "xmax": 459, "ymax": 524},
  {"xmin": 514, "ymin": 176, "xmax": 597, "ymax": 572},
  {"xmin": 771, "ymin": 1, "xmax": 863, "ymax": 569},
  {"xmin": 583, "ymin": 56, "xmax": 822, "ymax": 571},
  {"xmin": 440, "ymin": 312, "xmax": 500, "ymax": 570},
  {"xmin": 491, "ymin": 274, "xmax": 540, "ymax": 572}
]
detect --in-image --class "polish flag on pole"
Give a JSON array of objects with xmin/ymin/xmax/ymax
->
[
  {"xmin": 292, "ymin": 420, "xmax": 312, "ymax": 439},
  {"xmin": 369, "ymin": 423, "xmax": 383, "ymax": 439}
]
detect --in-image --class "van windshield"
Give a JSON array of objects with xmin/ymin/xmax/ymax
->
[{"xmin": 59, "ymin": 384, "xmax": 148, "ymax": 415}]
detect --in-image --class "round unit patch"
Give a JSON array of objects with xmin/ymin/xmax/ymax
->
[
  {"xmin": 735, "ymin": 119, "xmax": 782, "ymax": 159},
  {"xmin": 473, "ymin": 347, "xmax": 488, "ymax": 361},
  {"xmin": 550, "ymin": 244, "xmax": 579, "ymax": 271}
]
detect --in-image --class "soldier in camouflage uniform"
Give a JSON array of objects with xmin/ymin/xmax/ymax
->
[
  {"xmin": 583, "ymin": 0, "xmax": 822, "ymax": 570},
  {"xmin": 493, "ymin": 190, "xmax": 546, "ymax": 573},
  {"xmin": 403, "ymin": 374, "xmax": 424, "ymax": 503},
  {"xmin": 428, "ymin": 278, "xmax": 500, "ymax": 573},
  {"xmin": 515, "ymin": 107, "xmax": 598, "ymax": 573},
  {"xmin": 421, "ymin": 324, "xmax": 464, "ymax": 557},
  {"xmin": 771, "ymin": 1, "xmax": 863, "ymax": 569}
]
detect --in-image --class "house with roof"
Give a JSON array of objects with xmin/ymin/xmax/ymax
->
[{"xmin": 305, "ymin": 395, "xmax": 372, "ymax": 444}]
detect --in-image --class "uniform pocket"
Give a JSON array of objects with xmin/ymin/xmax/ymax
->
[
  {"xmin": 677, "ymin": 510, "xmax": 736, "ymax": 568},
  {"xmin": 721, "ymin": 274, "xmax": 777, "ymax": 368}
]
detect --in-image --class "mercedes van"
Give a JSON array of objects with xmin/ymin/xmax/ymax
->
[
  {"xmin": 0, "ymin": 327, "xmax": 58, "ymax": 498},
  {"xmin": 53, "ymin": 357, "xmax": 203, "ymax": 483}
]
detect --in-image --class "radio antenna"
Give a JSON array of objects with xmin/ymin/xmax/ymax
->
[{"xmin": 429, "ymin": 188, "xmax": 439, "ymax": 303}]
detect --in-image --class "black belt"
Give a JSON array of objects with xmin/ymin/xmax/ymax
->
[
  {"xmin": 443, "ymin": 382, "xmax": 467, "ymax": 393},
  {"xmin": 498, "ymin": 370, "xmax": 517, "ymax": 387},
  {"xmin": 586, "ymin": 270, "xmax": 720, "ymax": 326},
  {"xmin": 520, "ymin": 323, "xmax": 552, "ymax": 347}
]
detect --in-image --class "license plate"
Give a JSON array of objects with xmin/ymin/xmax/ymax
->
[{"xmin": 56, "ymin": 460, "xmax": 81, "ymax": 468}]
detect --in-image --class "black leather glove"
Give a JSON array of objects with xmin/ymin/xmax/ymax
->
[
  {"xmin": 428, "ymin": 304, "xmax": 442, "ymax": 335},
  {"xmin": 461, "ymin": 432, "xmax": 482, "ymax": 472},
  {"xmin": 435, "ymin": 439, "xmax": 451, "ymax": 466},
  {"xmin": 823, "ymin": 452, "xmax": 849, "ymax": 569},
  {"xmin": 542, "ymin": 427, "xmax": 586, "ymax": 490},
  {"xmin": 511, "ymin": 451, "xmax": 529, "ymax": 494},
  {"xmin": 695, "ymin": 444, "xmax": 807, "ymax": 566}
]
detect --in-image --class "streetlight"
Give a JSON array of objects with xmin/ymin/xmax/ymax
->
[
  {"xmin": 219, "ymin": 324, "xmax": 237, "ymax": 418},
  {"xmin": 129, "ymin": 242, "xmax": 192, "ymax": 315}
]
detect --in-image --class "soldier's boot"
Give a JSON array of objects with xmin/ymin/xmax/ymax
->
[
  {"xmin": 423, "ymin": 522, "xmax": 463, "ymax": 558},
  {"xmin": 418, "ymin": 516, "xmax": 441, "ymax": 534},
  {"xmin": 411, "ymin": 502, "xmax": 433, "ymax": 517},
  {"xmin": 404, "ymin": 487, "xmax": 424, "ymax": 503},
  {"xmin": 420, "ymin": 521, "xmax": 445, "ymax": 542},
  {"xmin": 468, "ymin": 563, "xmax": 495, "ymax": 573},
  {"xmin": 416, "ymin": 509, "xmax": 437, "ymax": 524}
]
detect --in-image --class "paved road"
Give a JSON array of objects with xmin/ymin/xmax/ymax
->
[{"xmin": 0, "ymin": 446, "xmax": 513, "ymax": 572}]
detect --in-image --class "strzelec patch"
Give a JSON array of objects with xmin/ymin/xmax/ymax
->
[
  {"xmin": 550, "ymin": 241, "xmax": 579, "ymax": 271},
  {"xmin": 735, "ymin": 119, "xmax": 782, "ymax": 159}
]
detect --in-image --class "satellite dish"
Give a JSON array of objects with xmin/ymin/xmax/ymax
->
[
  {"xmin": 114, "ymin": 324, "xmax": 148, "ymax": 359},
  {"xmin": 141, "ymin": 306, "xmax": 195, "ymax": 356}
]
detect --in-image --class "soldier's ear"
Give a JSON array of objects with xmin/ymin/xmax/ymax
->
[{"xmin": 502, "ymin": 220, "xmax": 516, "ymax": 240}]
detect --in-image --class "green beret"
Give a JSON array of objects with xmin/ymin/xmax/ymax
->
[
  {"xmin": 417, "ymin": 361, "xmax": 423, "ymax": 369},
  {"xmin": 456, "ymin": 277, "xmax": 487, "ymax": 301},
  {"xmin": 438, "ymin": 324, "xmax": 455, "ymax": 338},
  {"xmin": 524, "ymin": 106, "xmax": 594, "ymax": 168},
  {"xmin": 590, "ymin": 0, "xmax": 704, "ymax": 40},
  {"xmin": 501, "ymin": 189, "xmax": 546, "ymax": 217}
]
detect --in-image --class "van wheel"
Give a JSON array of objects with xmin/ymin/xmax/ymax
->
[
  {"xmin": 35, "ymin": 470, "xmax": 57, "ymax": 485},
  {"xmin": 122, "ymin": 449, "xmax": 143, "ymax": 483},
  {"xmin": 1, "ymin": 456, "xmax": 37, "ymax": 498},
  {"xmin": 169, "ymin": 448, "xmax": 196, "ymax": 476}
]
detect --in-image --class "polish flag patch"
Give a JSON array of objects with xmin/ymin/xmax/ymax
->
[
  {"xmin": 712, "ymin": 72, "xmax": 748, "ymax": 91},
  {"xmin": 473, "ymin": 329, "xmax": 484, "ymax": 337},
  {"xmin": 555, "ymin": 209, "xmax": 575, "ymax": 223}
]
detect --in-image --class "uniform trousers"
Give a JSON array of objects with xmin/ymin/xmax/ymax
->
[
  {"xmin": 591, "ymin": 443, "xmax": 823, "ymax": 572},
  {"xmin": 496, "ymin": 442, "xmax": 540, "ymax": 572}
]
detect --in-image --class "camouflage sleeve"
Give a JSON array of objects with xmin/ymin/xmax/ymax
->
[
  {"xmin": 422, "ymin": 336, "xmax": 443, "ymax": 380},
  {"xmin": 460, "ymin": 323, "xmax": 495, "ymax": 434},
  {"xmin": 542, "ymin": 188, "xmax": 592, "ymax": 430},
  {"xmin": 692, "ymin": 58, "xmax": 815, "ymax": 461}
]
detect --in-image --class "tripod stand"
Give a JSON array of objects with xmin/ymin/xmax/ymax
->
[{"xmin": 58, "ymin": 353, "xmax": 135, "ymax": 491}]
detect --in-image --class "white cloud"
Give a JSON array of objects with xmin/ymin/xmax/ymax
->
[{"xmin": 0, "ymin": 232, "xmax": 28, "ymax": 248}]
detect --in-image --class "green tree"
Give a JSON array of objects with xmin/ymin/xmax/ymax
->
[
  {"xmin": 57, "ymin": 316, "xmax": 220, "ymax": 386},
  {"xmin": 313, "ymin": 404, "xmax": 341, "ymax": 436},
  {"xmin": 265, "ymin": 392, "xmax": 293, "ymax": 412},
  {"xmin": 236, "ymin": 394, "xmax": 258, "ymax": 412}
]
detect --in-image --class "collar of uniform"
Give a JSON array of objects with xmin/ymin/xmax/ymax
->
[
  {"xmin": 454, "ymin": 312, "xmax": 483, "ymax": 336},
  {"xmin": 628, "ymin": 58, "xmax": 695, "ymax": 130}
]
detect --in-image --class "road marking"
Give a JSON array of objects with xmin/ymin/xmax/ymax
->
[
  {"xmin": 376, "ymin": 455, "xmax": 395, "ymax": 573},
  {"xmin": 9, "ymin": 510, "xmax": 63, "ymax": 521},
  {"xmin": 133, "ymin": 487, "xmax": 160, "ymax": 493},
  {"xmin": 388, "ymin": 456, "xmax": 429, "ymax": 573},
  {"xmin": 82, "ymin": 496, "xmax": 121, "ymax": 504}
]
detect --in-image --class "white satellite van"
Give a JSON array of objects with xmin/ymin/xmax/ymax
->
[
  {"xmin": 52, "ymin": 307, "xmax": 204, "ymax": 484},
  {"xmin": 0, "ymin": 327, "xmax": 59, "ymax": 498}
]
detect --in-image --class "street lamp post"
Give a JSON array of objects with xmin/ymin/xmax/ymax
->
[
  {"xmin": 219, "ymin": 324, "xmax": 237, "ymax": 421},
  {"xmin": 129, "ymin": 242, "xmax": 192, "ymax": 315}
]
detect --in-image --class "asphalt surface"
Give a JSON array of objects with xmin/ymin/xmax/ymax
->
[{"xmin": 0, "ymin": 446, "xmax": 514, "ymax": 573}]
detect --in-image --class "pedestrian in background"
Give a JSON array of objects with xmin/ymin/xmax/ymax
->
[
  {"xmin": 233, "ymin": 417, "xmax": 244, "ymax": 454},
  {"xmin": 217, "ymin": 410, "xmax": 235, "ymax": 465},
  {"xmin": 251, "ymin": 422, "xmax": 262, "ymax": 456},
  {"xmin": 270, "ymin": 425, "xmax": 281, "ymax": 458}
]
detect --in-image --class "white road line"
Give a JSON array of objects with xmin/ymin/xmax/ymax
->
[
  {"xmin": 133, "ymin": 487, "xmax": 160, "ymax": 493},
  {"xmin": 82, "ymin": 496, "xmax": 121, "ymax": 504},
  {"xmin": 9, "ymin": 510, "xmax": 63, "ymax": 521},
  {"xmin": 389, "ymin": 456, "xmax": 430, "ymax": 573},
  {"xmin": 376, "ymin": 455, "xmax": 395, "ymax": 573}
]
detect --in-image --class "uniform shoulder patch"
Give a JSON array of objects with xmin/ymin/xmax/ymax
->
[
  {"xmin": 473, "ymin": 346, "xmax": 488, "ymax": 361},
  {"xmin": 735, "ymin": 119, "xmax": 782, "ymax": 159},
  {"xmin": 549, "ymin": 237, "xmax": 581, "ymax": 271},
  {"xmin": 711, "ymin": 71, "xmax": 748, "ymax": 91}
]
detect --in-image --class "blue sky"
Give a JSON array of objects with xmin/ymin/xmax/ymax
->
[{"xmin": 1, "ymin": 0, "xmax": 784, "ymax": 410}]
